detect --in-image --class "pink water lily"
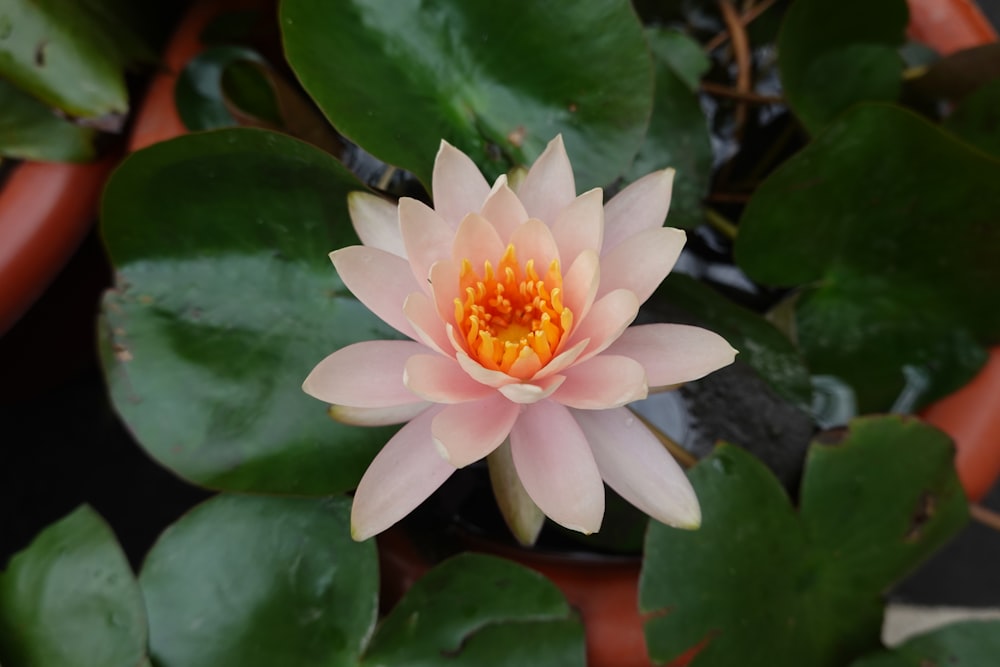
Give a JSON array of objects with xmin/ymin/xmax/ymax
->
[{"xmin": 304, "ymin": 136, "xmax": 736, "ymax": 541}]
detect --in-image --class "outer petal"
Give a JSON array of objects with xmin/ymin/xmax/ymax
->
[
  {"xmin": 348, "ymin": 191, "xmax": 405, "ymax": 257},
  {"xmin": 330, "ymin": 402, "xmax": 430, "ymax": 426},
  {"xmin": 597, "ymin": 227, "xmax": 686, "ymax": 304},
  {"xmin": 510, "ymin": 400, "xmax": 604, "ymax": 534},
  {"xmin": 404, "ymin": 354, "xmax": 495, "ymax": 403},
  {"xmin": 551, "ymin": 188, "xmax": 604, "ymax": 266},
  {"xmin": 550, "ymin": 355, "xmax": 648, "ymax": 409},
  {"xmin": 403, "ymin": 292, "xmax": 451, "ymax": 355},
  {"xmin": 351, "ymin": 406, "xmax": 452, "ymax": 540},
  {"xmin": 564, "ymin": 288, "xmax": 640, "ymax": 361},
  {"xmin": 331, "ymin": 246, "xmax": 421, "ymax": 338},
  {"xmin": 573, "ymin": 407, "xmax": 701, "ymax": 529},
  {"xmin": 303, "ymin": 340, "xmax": 427, "ymax": 407},
  {"xmin": 516, "ymin": 135, "xmax": 576, "ymax": 223},
  {"xmin": 433, "ymin": 140, "xmax": 491, "ymax": 228},
  {"xmin": 605, "ymin": 323, "xmax": 738, "ymax": 388},
  {"xmin": 431, "ymin": 395, "xmax": 520, "ymax": 467},
  {"xmin": 479, "ymin": 175, "xmax": 528, "ymax": 241},
  {"xmin": 488, "ymin": 440, "xmax": 545, "ymax": 546},
  {"xmin": 602, "ymin": 168, "xmax": 675, "ymax": 254},
  {"xmin": 399, "ymin": 197, "xmax": 454, "ymax": 288}
]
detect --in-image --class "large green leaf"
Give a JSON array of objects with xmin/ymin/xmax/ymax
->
[
  {"xmin": 281, "ymin": 0, "xmax": 652, "ymax": 190},
  {"xmin": 777, "ymin": 0, "xmax": 907, "ymax": 133},
  {"xmin": 100, "ymin": 128, "xmax": 399, "ymax": 494},
  {"xmin": 850, "ymin": 620, "xmax": 1000, "ymax": 667},
  {"xmin": 735, "ymin": 104, "xmax": 1000, "ymax": 412},
  {"xmin": 140, "ymin": 495, "xmax": 377, "ymax": 667},
  {"xmin": 650, "ymin": 273, "xmax": 813, "ymax": 410},
  {"xmin": 626, "ymin": 28, "xmax": 713, "ymax": 229},
  {"xmin": 640, "ymin": 416, "xmax": 968, "ymax": 666},
  {"xmin": 0, "ymin": 78, "xmax": 96, "ymax": 162},
  {"xmin": 0, "ymin": 0, "xmax": 129, "ymax": 117},
  {"xmin": 361, "ymin": 553, "xmax": 585, "ymax": 666},
  {"xmin": 0, "ymin": 506, "xmax": 146, "ymax": 667}
]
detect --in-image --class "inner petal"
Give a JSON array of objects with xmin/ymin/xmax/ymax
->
[{"xmin": 453, "ymin": 243, "xmax": 573, "ymax": 379}]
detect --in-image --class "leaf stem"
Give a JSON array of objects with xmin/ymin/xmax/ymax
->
[
  {"xmin": 971, "ymin": 503, "xmax": 1000, "ymax": 533},
  {"xmin": 704, "ymin": 207, "xmax": 740, "ymax": 240}
]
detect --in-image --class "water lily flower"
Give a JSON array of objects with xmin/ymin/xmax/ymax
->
[{"xmin": 304, "ymin": 136, "xmax": 736, "ymax": 541}]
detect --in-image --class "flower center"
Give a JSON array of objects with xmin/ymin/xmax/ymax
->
[{"xmin": 454, "ymin": 244, "xmax": 573, "ymax": 378}]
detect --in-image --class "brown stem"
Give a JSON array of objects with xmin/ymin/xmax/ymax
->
[
  {"xmin": 701, "ymin": 81, "xmax": 784, "ymax": 105},
  {"xmin": 704, "ymin": 0, "xmax": 780, "ymax": 52},
  {"xmin": 718, "ymin": 0, "xmax": 752, "ymax": 133},
  {"xmin": 971, "ymin": 503, "xmax": 1000, "ymax": 533}
]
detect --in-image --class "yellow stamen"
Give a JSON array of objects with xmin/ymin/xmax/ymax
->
[{"xmin": 454, "ymin": 244, "xmax": 572, "ymax": 379}]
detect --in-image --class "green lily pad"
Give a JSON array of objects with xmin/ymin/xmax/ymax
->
[
  {"xmin": 175, "ymin": 46, "xmax": 276, "ymax": 131},
  {"xmin": 0, "ymin": 0, "xmax": 129, "ymax": 118},
  {"xmin": 100, "ymin": 128, "xmax": 399, "ymax": 494},
  {"xmin": 850, "ymin": 620, "xmax": 1000, "ymax": 667},
  {"xmin": 0, "ymin": 78, "xmax": 96, "ymax": 162},
  {"xmin": 640, "ymin": 416, "xmax": 968, "ymax": 666},
  {"xmin": 650, "ymin": 273, "xmax": 813, "ymax": 410},
  {"xmin": 735, "ymin": 104, "xmax": 1000, "ymax": 412},
  {"xmin": 626, "ymin": 28, "xmax": 713, "ymax": 229},
  {"xmin": 140, "ymin": 495, "xmax": 377, "ymax": 667},
  {"xmin": 945, "ymin": 78, "xmax": 1000, "ymax": 159},
  {"xmin": 281, "ymin": 0, "xmax": 652, "ymax": 190},
  {"xmin": 361, "ymin": 553, "xmax": 585, "ymax": 666},
  {"xmin": 777, "ymin": 0, "xmax": 907, "ymax": 133},
  {"xmin": 0, "ymin": 506, "xmax": 146, "ymax": 667}
]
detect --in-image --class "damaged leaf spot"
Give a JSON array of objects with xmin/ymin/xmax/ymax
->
[
  {"xmin": 905, "ymin": 491, "xmax": 937, "ymax": 542},
  {"xmin": 34, "ymin": 40, "xmax": 47, "ymax": 66}
]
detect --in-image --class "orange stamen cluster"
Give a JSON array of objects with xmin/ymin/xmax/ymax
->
[{"xmin": 454, "ymin": 244, "xmax": 572, "ymax": 378}]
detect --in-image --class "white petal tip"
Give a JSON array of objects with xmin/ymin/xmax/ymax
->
[
  {"xmin": 432, "ymin": 437, "xmax": 452, "ymax": 462},
  {"xmin": 350, "ymin": 522, "xmax": 374, "ymax": 542}
]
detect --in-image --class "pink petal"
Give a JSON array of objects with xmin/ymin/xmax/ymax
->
[
  {"xmin": 347, "ymin": 191, "xmax": 405, "ymax": 256},
  {"xmin": 403, "ymin": 292, "xmax": 451, "ymax": 355},
  {"xmin": 565, "ymin": 288, "xmax": 640, "ymax": 361},
  {"xmin": 602, "ymin": 168, "xmax": 675, "ymax": 254},
  {"xmin": 551, "ymin": 355, "xmax": 648, "ymax": 409},
  {"xmin": 351, "ymin": 406, "xmax": 453, "ymax": 540},
  {"xmin": 330, "ymin": 402, "xmax": 430, "ymax": 426},
  {"xmin": 302, "ymin": 340, "xmax": 427, "ymax": 407},
  {"xmin": 404, "ymin": 354, "xmax": 494, "ymax": 403},
  {"xmin": 561, "ymin": 249, "xmax": 599, "ymax": 324},
  {"xmin": 399, "ymin": 197, "xmax": 454, "ymax": 288},
  {"xmin": 597, "ymin": 227, "xmax": 686, "ymax": 304},
  {"xmin": 331, "ymin": 246, "xmax": 420, "ymax": 338},
  {"xmin": 498, "ymin": 374, "xmax": 566, "ymax": 404},
  {"xmin": 517, "ymin": 135, "xmax": 576, "ymax": 223},
  {"xmin": 431, "ymin": 395, "xmax": 520, "ymax": 467},
  {"xmin": 451, "ymin": 213, "xmax": 505, "ymax": 268},
  {"xmin": 605, "ymin": 323, "xmax": 738, "ymax": 388},
  {"xmin": 479, "ymin": 175, "xmax": 528, "ymax": 241},
  {"xmin": 488, "ymin": 441, "xmax": 545, "ymax": 546},
  {"xmin": 432, "ymin": 140, "xmax": 491, "ymax": 228},
  {"xmin": 509, "ymin": 218, "xmax": 560, "ymax": 268},
  {"xmin": 533, "ymin": 337, "xmax": 590, "ymax": 380},
  {"xmin": 551, "ymin": 188, "xmax": 604, "ymax": 266},
  {"xmin": 456, "ymin": 350, "xmax": 519, "ymax": 388},
  {"xmin": 573, "ymin": 407, "xmax": 700, "ymax": 528},
  {"xmin": 429, "ymin": 259, "xmax": 461, "ymax": 326},
  {"xmin": 510, "ymin": 400, "xmax": 605, "ymax": 533}
]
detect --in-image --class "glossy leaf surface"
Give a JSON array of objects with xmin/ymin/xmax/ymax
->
[
  {"xmin": 626, "ymin": 28, "xmax": 713, "ymax": 229},
  {"xmin": 281, "ymin": 0, "xmax": 652, "ymax": 190},
  {"xmin": 100, "ymin": 128, "xmax": 399, "ymax": 494},
  {"xmin": 736, "ymin": 104, "xmax": 1000, "ymax": 412},
  {"xmin": 0, "ymin": 0, "xmax": 128, "ymax": 117},
  {"xmin": 641, "ymin": 416, "xmax": 968, "ymax": 666},
  {"xmin": 141, "ymin": 495, "xmax": 377, "ymax": 667},
  {"xmin": 361, "ymin": 553, "xmax": 585, "ymax": 666},
  {"xmin": 0, "ymin": 506, "xmax": 146, "ymax": 667},
  {"xmin": 777, "ymin": 0, "xmax": 907, "ymax": 133},
  {"xmin": 0, "ymin": 79, "xmax": 96, "ymax": 162}
]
